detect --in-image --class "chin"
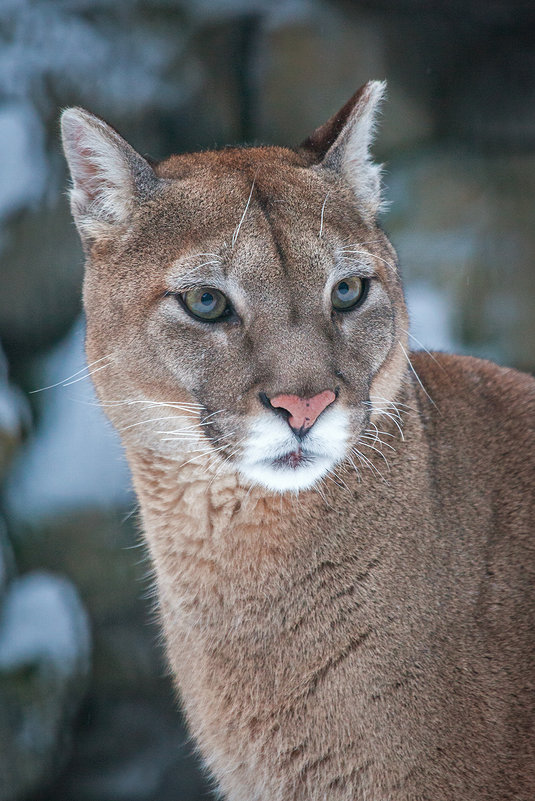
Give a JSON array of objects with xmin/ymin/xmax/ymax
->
[
  {"xmin": 238, "ymin": 454, "xmax": 339, "ymax": 493},
  {"xmin": 235, "ymin": 408, "xmax": 349, "ymax": 494}
]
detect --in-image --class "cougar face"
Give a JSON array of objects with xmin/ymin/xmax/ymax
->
[{"xmin": 63, "ymin": 82, "xmax": 407, "ymax": 492}]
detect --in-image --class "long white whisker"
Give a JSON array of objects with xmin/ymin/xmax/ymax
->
[
  {"xmin": 367, "ymin": 421, "xmax": 396, "ymax": 439},
  {"xmin": 210, "ymin": 437, "xmax": 248, "ymax": 481},
  {"xmin": 399, "ymin": 341, "xmax": 437, "ymax": 408},
  {"xmin": 350, "ymin": 448, "xmax": 370, "ymax": 477},
  {"xmin": 326, "ymin": 467, "xmax": 352, "ymax": 493},
  {"xmin": 367, "ymin": 420, "xmax": 396, "ymax": 441},
  {"xmin": 368, "ymin": 395, "xmax": 417, "ymax": 412},
  {"xmin": 160, "ymin": 434, "xmax": 204, "ymax": 441},
  {"xmin": 345, "ymin": 453, "xmax": 362, "ymax": 483},
  {"xmin": 365, "ymin": 401, "xmax": 402, "ymax": 421},
  {"xmin": 400, "ymin": 328, "xmax": 446, "ymax": 371},
  {"xmin": 120, "ymin": 416, "xmax": 200, "ymax": 433},
  {"xmin": 313, "ymin": 480, "xmax": 336, "ymax": 510},
  {"xmin": 356, "ymin": 439, "xmax": 391, "ymax": 468},
  {"xmin": 360, "ymin": 433, "xmax": 396, "ymax": 452},
  {"xmin": 61, "ymin": 361, "xmax": 113, "ymax": 387},
  {"xmin": 177, "ymin": 451, "xmax": 213, "ymax": 469},
  {"xmin": 324, "ymin": 471, "xmax": 351, "ymax": 494},
  {"xmin": 98, "ymin": 399, "xmax": 203, "ymax": 410},
  {"xmin": 351, "ymin": 447, "xmax": 388, "ymax": 483},
  {"xmin": 30, "ymin": 354, "xmax": 114, "ymax": 393},
  {"xmin": 184, "ymin": 252, "xmax": 222, "ymax": 261},
  {"xmin": 200, "ymin": 409, "xmax": 226, "ymax": 422},
  {"xmin": 370, "ymin": 408, "xmax": 405, "ymax": 440},
  {"xmin": 160, "ymin": 431, "xmax": 209, "ymax": 442},
  {"xmin": 156, "ymin": 411, "xmax": 228, "ymax": 439}
]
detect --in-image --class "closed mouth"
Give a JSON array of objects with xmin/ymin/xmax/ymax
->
[
  {"xmin": 270, "ymin": 448, "xmax": 316, "ymax": 470},
  {"xmin": 237, "ymin": 407, "xmax": 349, "ymax": 491}
]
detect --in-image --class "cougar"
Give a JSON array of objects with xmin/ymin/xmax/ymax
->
[{"xmin": 61, "ymin": 81, "xmax": 535, "ymax": 800}]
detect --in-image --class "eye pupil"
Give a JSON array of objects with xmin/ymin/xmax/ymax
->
[
  {"xmin": 201, "ymin": 292, "xmax": 214, "ymax": 306},
  {"xmin": 338, "ymin": 281, "xmax": 350, "ymax": 295}
]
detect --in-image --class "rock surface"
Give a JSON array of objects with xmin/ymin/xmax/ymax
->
[
  {"xmin": 0, "ymin": 572, "xmax": 91, "ymax": 801},
  {"xmin": 384, "ymin": 149, "xmax": 535, "ymax": 371},
  {"xmin": 0, "ymin": 518, "xmax": 15, "ymax": 602},
  {"xmin": 0, "ymin": 344, "xmax": 29, "ymax": 481}
]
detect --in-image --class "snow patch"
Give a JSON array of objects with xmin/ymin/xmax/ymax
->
[
  {"xmin": 405, "ymin": 281, "xmax": 457, "ymax": 354},
  {"xmin": 6, "ymin": 318, "xmax": 132, "ymax": 521},
  {"xmin": 0, "ymin": 103, "xmax": 47, "ymax": 222},
  {"xmin": 0, "ymin": 571, "xmax": 90, "ymax": 677}
]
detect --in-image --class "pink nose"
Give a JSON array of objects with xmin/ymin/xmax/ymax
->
[{"xmin": 270, "ymin": 390, "xmax": 336, "ymax": 431}]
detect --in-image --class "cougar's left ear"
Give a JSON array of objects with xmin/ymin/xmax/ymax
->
[
  {"xmin": 301, "ymin": 80, "xmax": 386, "ymax": 219},
  {"xmin": 61, "ymin": 107, "xmax": 159, "ymax": 250}
]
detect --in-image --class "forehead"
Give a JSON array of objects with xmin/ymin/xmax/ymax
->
[
  {"xmin": 157, "ymin": 145, "xmax": 358, "ymax": 232},
  {"xmin": 151, "ymin": 149, "xmax": 363, "ymax": 285}
]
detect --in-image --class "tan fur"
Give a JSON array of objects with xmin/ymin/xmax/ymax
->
[{"xmin": 62, "ymin": 83, "xmax": 535, "ymax": 800}]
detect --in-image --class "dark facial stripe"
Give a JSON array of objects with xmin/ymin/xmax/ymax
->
[{"xmin": 252, "ymin": 184, "xmax": 302, "ymax": 321}]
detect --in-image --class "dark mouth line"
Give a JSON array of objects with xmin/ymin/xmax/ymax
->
[{"xmin": 269, "ymin": 448, "xmax": 320, "ymax": 470}]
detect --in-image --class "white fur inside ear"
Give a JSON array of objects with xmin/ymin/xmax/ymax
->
[
  {"xmin": 61, "ymin": 108, "xmax": 137, "ymax": 240},
  {"xmin": 327, "ymin": 80, "xmax": 386, "ymax": 218}
]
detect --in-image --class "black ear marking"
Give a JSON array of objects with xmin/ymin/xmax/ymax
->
[
  {"xmin": 300, "ymin": 80, "xmax": 387, "ymax": 219},
  {"xmin": 300, "ymin": 83, "xmax": 372, "ymax": 162}
]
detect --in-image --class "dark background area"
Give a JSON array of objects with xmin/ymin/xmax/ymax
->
[{"xmin": 0, "ymin": 1, "xmax": 534, "ymax": 799}]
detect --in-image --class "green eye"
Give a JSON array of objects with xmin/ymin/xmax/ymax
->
[
  {"xmin": 181, "ymin": 287, "xmax": 230, "ymax": 321},
  {"xmin": 331, "ymin": 276, "xmax": 366, "ymax": 311}
]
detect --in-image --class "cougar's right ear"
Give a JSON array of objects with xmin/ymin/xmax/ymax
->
[{"xmin": 61, "ymin": 108, "xmax": 158, "ymax": 249}]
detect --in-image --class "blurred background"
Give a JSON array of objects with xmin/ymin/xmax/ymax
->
[{"xmin": 0, "ymin": 0, "xmax": 534, "ymax": 799}]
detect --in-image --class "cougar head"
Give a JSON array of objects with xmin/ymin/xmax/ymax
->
[{"xmin": 61, "ymin": 81, "xmax": 408, "ymax": 492}]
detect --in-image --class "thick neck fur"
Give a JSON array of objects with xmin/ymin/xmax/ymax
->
[
  {"xmin": 127, "ymin": 359, "xmax": 535, "ymax": 801},
  {"xmin": 128, "ymin": 377, "xmax": 443, "ymax": 801}
]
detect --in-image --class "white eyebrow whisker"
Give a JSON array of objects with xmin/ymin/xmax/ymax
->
[
  {"xmin": 174, "ymin": 265, "xmax": 225, "ymax": 289},
  {"xmin": 232, "ymin": 175, "xmax": 256, "ymax": 248},
  {"xmin": 319, "ymin": 191, "xmax": 330, "ymax": 239},
  {"xmin": 188, "ymin": 260, "xmax": 221, "ymax": 270},
  {"xmin": 339, "ymin": 248, "xmax": 396, "ymax": 272}
]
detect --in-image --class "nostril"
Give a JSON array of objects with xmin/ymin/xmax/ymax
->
[
  {"xmin": 258, "ymin": 391, "xmax": 274, "ymax": 411},
  {"xmin": 258, "ymin": 391, "xmax": 291, "ymax": 423}
]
